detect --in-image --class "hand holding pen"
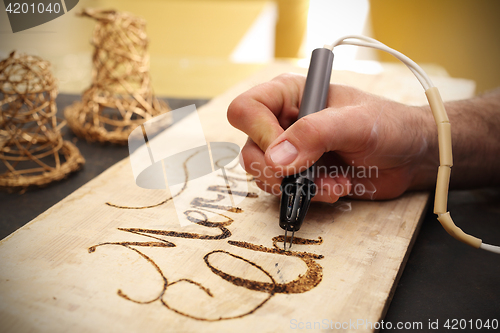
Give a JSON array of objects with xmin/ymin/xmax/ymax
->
[
  {"xmin": 227, "ymin": 72, "xmax": 431, "ymax": 197},
  {"xmin": 227, "ymin": 51, "xmax": 500, "ymax": 251}
]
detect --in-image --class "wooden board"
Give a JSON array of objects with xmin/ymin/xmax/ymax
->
[{"xmin": 0, "ymin": 62, "xmax": 475, "ymax": 332}]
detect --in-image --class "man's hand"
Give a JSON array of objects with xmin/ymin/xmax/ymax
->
[{"xmin": 227, "ymin": 74, "xmax": 437, "ymax": 203}]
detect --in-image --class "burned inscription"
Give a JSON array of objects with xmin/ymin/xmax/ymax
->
[{"xmin": 89, "ymin": 152, "xmax": 324, "ymax": 321}]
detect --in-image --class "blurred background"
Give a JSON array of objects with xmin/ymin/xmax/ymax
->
[{"xmin": 1, "ymin": 0, "xmax": 499, "ymax": 96}]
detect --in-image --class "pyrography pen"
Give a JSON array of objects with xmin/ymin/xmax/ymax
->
[
  {"xmin": 279, "ymin": 46, "xmax": 334, "ymax": 251},
  {"xmin": 278, "ymin": 35, "xmax": 500, "ymax": 254}
]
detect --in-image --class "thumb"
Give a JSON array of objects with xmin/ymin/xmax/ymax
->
[{"xmin": 264, "ymin": 107, "xmax": 371, "ymax": 174}]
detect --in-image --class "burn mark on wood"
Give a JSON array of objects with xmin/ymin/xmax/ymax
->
[
  {"xmin": 191, "ymin": 195, "xmax": 243, "ymax": 213},
  {"xmin": 105, "ymin": 148, "xmax": 198, "ymax": 209},
  {"xmin": 208, "ymin": 185, "xmax": 258, "ymax": 198},
  {"xmin": 89, "ymin": 152, "xmax": 324, "ymax": 321},
  {"xmin": 271, "ymin": 235, "xmax": 323, "ymax": 250},
  {"xmin": 89, "ymin": 228, "xmax": 324, "ymax": 320}
]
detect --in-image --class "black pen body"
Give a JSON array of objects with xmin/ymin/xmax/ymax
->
[{"xmin": 279, "ymin": 47, "xmax": 334, "ymax": 232}]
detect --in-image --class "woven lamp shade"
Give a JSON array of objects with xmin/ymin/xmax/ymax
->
[
  {"xmin": 0, "ymin": 52, "xmax": 85, "ymax": 191},
  {"xmin": 65, "ymin": 8, "xmax": 170, "ymax": 145}
]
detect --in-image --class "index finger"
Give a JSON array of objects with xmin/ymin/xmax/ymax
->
[{"xmin": 227, "ymin": 73, "xmax": 306, "ymax": 152}]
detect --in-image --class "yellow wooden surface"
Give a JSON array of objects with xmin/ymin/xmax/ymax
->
[
  {"xmin": 274, "ymin": 0, "xmax": 309, "ymax": 58},
  {"xmin": 49, "ymin": 53, "xmax": 267, "ymax": 98},
  {"xmin": 149, "ymin": 57, "xmax": 266, "ymax": 99},
  {"xmin": 0, "ymin": 0, "xmax": 271, "ymax": 57},
  {"xmin": 0, "ymin": 0, "xmax": 272, "ymax": 99},
  {"xmin": 97, "ymin": 0, "xmax": 270, "ymax": 58},
  {"xmin": 370, "ymin": 0, "xmax": 500, "ymax": 93}
]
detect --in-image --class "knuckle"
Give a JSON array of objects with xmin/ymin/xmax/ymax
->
[
  {"xmin": 227, "ymin": 96, "xmax": 245, "ymax": 128},
  {"xmin": 253, "ymin": 131, "xmax": 269, "ymax": 152},
  {"xmin": 271, "ymin": 73, "xmax": 300, "ymax": 83},
  {"xmin": 293, "ymin": 116, "xmax": 323, "ymax": 144}
]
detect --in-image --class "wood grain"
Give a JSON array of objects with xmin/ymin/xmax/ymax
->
[{"xmin": 0, "ymin": 62, "xmax": 474, "ymax": 332}]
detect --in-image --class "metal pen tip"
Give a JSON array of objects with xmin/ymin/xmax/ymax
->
[{"xmin": 284, "ymin": 230, "xmax": 295, "ymax": 251}]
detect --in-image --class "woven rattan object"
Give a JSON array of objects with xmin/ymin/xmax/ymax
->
[
  {"xmin": 64, "ymin": 8, "xmax": 170, "ymax": 145},
  {"xmin": 0, "ymin": 52, "xmax": 85, "ymax": 191}
]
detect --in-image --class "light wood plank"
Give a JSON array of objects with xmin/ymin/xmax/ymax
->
[{"xmin": 0, "ymin": 62, "xmax": 474, "ymax": 332}]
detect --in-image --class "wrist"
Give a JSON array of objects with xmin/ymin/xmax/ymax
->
[{"xmin": 408, "ymin": 104, "xmax": 439, "ymax": 191}]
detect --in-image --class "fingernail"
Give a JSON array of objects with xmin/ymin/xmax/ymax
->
[{"xmin": 269, "ymin": 140, "xmax": 298, "ymax": 166}]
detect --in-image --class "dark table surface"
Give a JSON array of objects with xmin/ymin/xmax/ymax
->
[{"xmin": 1, "ymin": 95, "xmax": 499, "ymax": 332}]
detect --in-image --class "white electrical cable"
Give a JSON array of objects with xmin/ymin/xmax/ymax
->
[
  {"xmin": 329, "ymin": 35, "xmax": 500, "ymax": 255},
  {"xmin": 329, "ymin": 35, "xmax": 433, "ymax": 90},
  {"xmin": 340, "ymin": 40, "xmax": 431, "ymax": 89},
  {"xmin": 480, "ymin": 243, "xmax": 500, "ymax": 254}
]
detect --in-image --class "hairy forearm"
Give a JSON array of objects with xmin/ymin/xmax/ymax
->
[{"xmin": 414, "ymin": 88, "xmax": 500, "ymax": 190}]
